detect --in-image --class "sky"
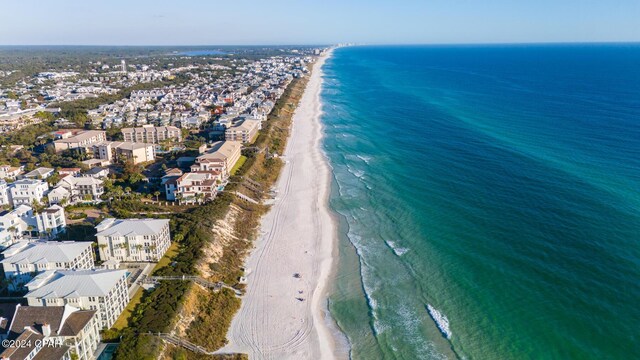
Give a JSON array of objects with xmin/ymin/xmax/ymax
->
[{"xmin": 0, "ymin": 0, "xmax": 639, "ymax": 45}]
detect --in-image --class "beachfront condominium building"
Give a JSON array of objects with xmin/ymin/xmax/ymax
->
[
  {"xmin": 95, "ymin": 218, "xmax": 171, "ymax": 262},
  {"xmin": 53, "ymin": 130, "xmax": 107, "ymax": 152},
  {"xmin": 93, "ymin": 141, "xmax": 156, "ymax": 164},
  {"xmin": 225, "ymin": 119, "xmax": 261, "ymax": 143},
  {"xmin": 121, "ymin": 125, "xmax": 182, "ymax": 144},
  {"xmin": 191, "ymin": 141, "xmax": 242, "ymax": 176},
  {"xmin": 8, "ymin": 179, "xmax": 49, "ymax": 207},
  {"xmin": 0, "ymin": 304, "xmax": 101, "ymax": 360},
  {"xmin": 161, "ymin": 168, "xmax": 184, "ymax": 201},
  {"xmin": 24, "ymin": 269, "xmax": 129, "ymax": 329},
  {"xmin": 1, "ymin": 241, "xmax": 94, "ymax": 291},
  {"xmin": 175, "ymin": 171, "xmax": 222, "ymax": 204}
]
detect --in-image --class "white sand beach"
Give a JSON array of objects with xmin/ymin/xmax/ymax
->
[{"xmin": 219, "ymin": 50, "xmax": 342, "ymax": 359}]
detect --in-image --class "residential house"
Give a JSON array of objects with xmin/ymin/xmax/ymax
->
[
  {"xmin": 95, "ymin": 218, "xmax": 171, "ymax": 262},
  {"xmin": 54, "ymin": 176, "xmax": 104, "ymax": 203},
  {"xmin": 161, "ymin": 168, "xmax": 183, "ymax": 201},
  {"xmin": 0, "ymin": 164, "xmax": 24, "ymax": 180},
  {"xmin": 58, "ymin": 168, "xmax": 82, "ymax": 177},
  {"xmin": 0, "ymin": 304, "xmax": 100, "ymax": 360},
  {"xmin": 0, "ymin": 205, "xmax": 67, "ymax": 247},
  {"xmin": 81, "ymin": 167, "xmax": 109, "ymax": 179},
  {"xmin": 22, "ymin": 167, "xmax": 55, "ymax": 180},
  {"xmin": 8, "ymin": 179, "xmax": 49, "ymax": 207},
  {"xmin": 47, "ymin": 186, "xmax": 71, "ymax": 206},
  {"xmin": 0, "ymin": 179, "xmax": 9, "ymax": 206},
  {"xmin": 24, "ymin": 269, "xmax": 129, "ymax": 329},
  {"xmin": 175, "ymin": 171, "xmax": 221, "ymax": 204},
  {"xmin": 81, "ymin": 158, "xmax": 110, "ymax": 168}
]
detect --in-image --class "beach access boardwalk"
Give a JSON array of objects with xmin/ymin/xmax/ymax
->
[
  {"xmin": 142, "ymin": 275, "xmax": 242, "ymax": 296},
  {"xmin": 229, "ymin": 191, "xmax": 260, "ymax": 204},
  {"xmin": 156, "ymin": 333, "xmax": 217, "ymax": 355}
]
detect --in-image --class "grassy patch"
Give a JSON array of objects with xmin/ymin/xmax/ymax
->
[
  {"xmin": 152, "ymin": 242, "xmax": 180, "ymax": 275},
  {"xmin": 111, "ymin": 288, "xmax": 145, "ymax": 331},
  {"xmin": 186, "ymin": 287, "xmax": 241, "ymax": 350},
  {"xmin": 230, "ymin": 155, "xmax": 247, "ymax": 175}
]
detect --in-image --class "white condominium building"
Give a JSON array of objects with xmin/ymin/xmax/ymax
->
[
  {"xmin": 225, "ymin": 119, "xmax": 261, "ymax": 143},
  {"xmin": 24, "ymin": 269, "xmax": 129, "ymax": 329},
  {"xmin": 191, "ymin": 141, "xmax": 242, "ymax": 176},
  {"xmin": 93, "ymin": 141, "xmax": 156, "ymax": 165},
  {"xmin": 53, "ymin": 130, "xmax": 107, "ymax": 152},
  {"xmin": 95, "ymin": 218, "xmax": 171, "ymax": 262},
  {"xmin": 121, "ymin": 125, "xmax": 182, "ymax": 144},
  {"xmin": 1, "ymin": 241, "xmax": 94, "ymax": 290}
]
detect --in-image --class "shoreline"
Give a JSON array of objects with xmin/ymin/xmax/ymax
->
[{"xmin": 220, "ymin": 49, "xmax": 344, "ymax": 359}]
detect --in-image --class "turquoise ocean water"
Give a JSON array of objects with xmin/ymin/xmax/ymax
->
[{"xmin": 321, "ymin": 45, "xmax": 640, "ymax": 359}]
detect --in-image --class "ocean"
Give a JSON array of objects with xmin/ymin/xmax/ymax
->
[{"xmin": 321, "ymin": 45, "xmax": 640, "ymax": 359}]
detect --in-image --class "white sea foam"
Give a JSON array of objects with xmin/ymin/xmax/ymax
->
[
  {"xmin": 427, "ymin": 304, "xmax": 452, "ymax": 339},
  {"xmin": 353, "ymin": 169, "xmax": 365, "ymax": 178},
  {"xmin": 345, "ymin": 163, "xmax": 366, "ymax": 180},
  {"xmin": 348, "ymin": 231, "xmax": 386, "ymax": 335},
  {"xmin": 385, "ymin": 240, "xmax": 410, "ymax": 256},
  {"xmin": 356, "ymin": 154, "xmax": 372, "ymax": 164},
  {"xmin": 396, "ymin": 303, "xmax": 448, "ymax": 360}
]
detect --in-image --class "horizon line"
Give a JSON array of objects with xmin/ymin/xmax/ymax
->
[{"xmin": 1, "ymin": 40, "xmax": 639, "ymax": 48}]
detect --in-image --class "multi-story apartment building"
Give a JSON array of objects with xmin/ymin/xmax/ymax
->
[
  {"xmin": 191, "ymin": 141, "xmax": 242, "ymax": 176},
  {"xmin": 121, "ymin": 125, "xmax": 181, "ymax": 144},
  {"xmin": 93, "ymin": 141, "xmax": 155, "ymax": 164},
  {"xmin": 0, "ymin": 304, "xmax": 101, "ymax": 360},
  {"xmin": 1, "ymin": 241, "xmax": 94, "ymax": 290},
  {"xmin": 53, "ymin": 130, "xmax": 107, "ymax": 152},
  {"xmin": 95, "ymin": 218, "xmax": 171, "ymax": 262},
  {"xmin": 24, "ymin": 269, "xmax": 129, "ymax": 329},
  {"xmin": 8, "ymin": 179, "xmax": 49, "ymax": 207},
  {"xmin": 224, "ymin": 119, "xmax": 261, "ymax": 143}
]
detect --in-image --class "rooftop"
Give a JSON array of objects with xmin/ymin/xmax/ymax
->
[
  {"xmin": 95, "ymin": 218, "xmax": 169, "ymax": 237},
  {"xmin": 25, "ymin": 269, "xmax": 127, "ymax": 299},
  {"xmin": 1, "ymin": 241, "xmax": 91, "ymax": 266}
]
